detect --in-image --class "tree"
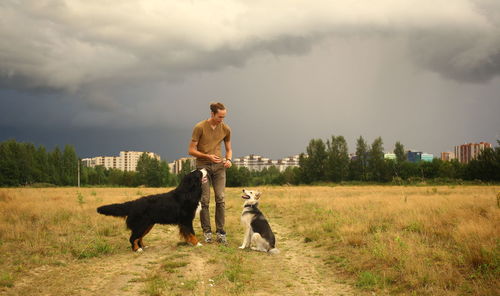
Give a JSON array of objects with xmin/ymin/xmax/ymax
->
[
  {"xmin": 159, "ymin": 160, "xmax": 175, "ymax": 187},
  {"xmin": 394, "ymin": 141, "xmax": 406, "ymax": 162},
  {"xmin": 398, "ymin": 161, "xmax": 420, "ymax": 180},
  {"xmin": 437, "ymin": 159, "xmax": 464, "ymax": 180},
  {"xmin": 299, "ymin": 139, "xmax": 328, "ymax": 183},
  {"xmin": 95, "ymin": 165, "xmax": 107, "ymax": 185},
  {"xmin": 80, "ymin": 166, "xmax": 90, "ymax": 185},
  {"xmin": 49, "ymin": 146, "xmax": 63, "ymax": 185},
  {"xmin": 465, "ymin": 144, "xmax": 500, "ymax": 181},
  {"xmin": 420, "ymin": 158, "xmax": 441, "ymax": 179},
  {"xmin": 368, "ymin": 137, "xmax": 385, "ymax": 182},
  {"xmin": 177, "ymin": 159, "xmax": 194, "ymax": 182},
  {"xmin": 325, "ymin": 135, "xmax": 350, "ymax": 182},
  {"xmin": 17, "ymin": 142, "xmax": 36, "ymax": 185},
  {"xmin": 0, "ymin": 140, "xmax": 20, "ymax": 186},
  {"xmin": 262, "ymin": 166, "xmax": 284, "ymax": 185},
  {"xmin": 135, "ymin": 153, "xmax": 164, "ymax": 187},
  {"xmin": 391, "ymin": 141, "xmax": 407, "ymax": 180},
  {"xmin": 282, "ymin": 166, "xmax": 300, "ymax": 185},
  {"xmin": 34, "ymin": 146, "xmax": 50, "ymax": 183},
  {"xmin": 108, "ymin": 169, "xmax": 124, "ymax": 186},
  {"xmin": 227, "ymin": 166, "xmax": 251, "ymax": 187},
  {"xmin": 122, "ymin": 171, "xmax": 137, "ymax": 187},
  {"xmin": 147, "ymin": 158, "xmax": 162, "ymax": 187},
  {"xmin": 62, "ymin": 145, "xmax": 78, "ymax": 186},
  {"xmin": 350, "ymin": 136, "xmax": 369, "ymax": 181}
]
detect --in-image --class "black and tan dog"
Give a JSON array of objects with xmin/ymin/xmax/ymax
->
[
  {"xmin": 97, "ymin": 169, "xmax": 208, "ymax": 252},
  {"xmin": 239, "ymin": 189, "xmax": 279, "ymax": 254}
]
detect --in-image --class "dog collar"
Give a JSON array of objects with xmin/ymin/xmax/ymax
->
[{"xmin": 244, "ymin": 203, "xmax": 257, "ymax": 208}]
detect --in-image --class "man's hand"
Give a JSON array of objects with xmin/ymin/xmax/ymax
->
[
  {"xmin": 208, "ymin": 154, "xmax": 222, "ymax": 163},
  {"xmin": 224, "ymin": 159, "xmax": 232, "ymax": 168}
]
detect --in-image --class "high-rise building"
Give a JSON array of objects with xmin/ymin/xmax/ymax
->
[
  {"xmin": 421, "ymin": 153, "xmax": 434, "ymax": 162},
  {"xmin": 82, "ymin": 151, "xmax": 160, "ymax": 171},
  {"xmin": 406, "ymin": 151, "xmax": 433, "ymax": 163},
  {"xmin": 440, "ymin": 151, "xmax": 456, "ymax": 161},
  {"xmin": 454, "ymin": 142, "xmax": 492, "ymax": 164},
  {"xmin": 275, "ymin": 155, "xmax": 301, "ymax": 172},
  {"xmin": 170, "ymin": 157, "xmax": 196, "ymax": 174},
  {"xmin": 406, "ymin": 151, "xmax": 422, "ymax": 163}
]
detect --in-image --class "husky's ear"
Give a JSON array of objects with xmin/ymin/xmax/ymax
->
[{"xmin": 255, "ymin": 191, "xmax": 262, "ymax": 200}]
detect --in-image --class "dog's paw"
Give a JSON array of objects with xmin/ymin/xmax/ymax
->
[
  {"xmin": 135, "ymin": 248, "xmax": 144, "ymax": 253},
  {"xmin": 196, "ymin": 242, "xmax": 203, "ymax": 247},
  {"xmin": 239, "ymin": 246, "xmax": 245, "ymax": 249}
]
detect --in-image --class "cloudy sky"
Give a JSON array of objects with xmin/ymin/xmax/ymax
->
[{"xmin": 1, "ymin": 0, "xmax": 499, "ymax": 161}]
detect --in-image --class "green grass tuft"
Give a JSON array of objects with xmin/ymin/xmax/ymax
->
[
  {"xmin": 162, "ymin": 261, "xmax": 188, "ymax": 273},
  {"xmin": 73, "ymin": 239, "xmax": 114, "ymax": 259},
  {"xmin": 0, "ymin": 272, "xmax": 14, "ymax": 288},
  {"xmin": 143, "ymin": 274, "xmax": 169, "ymax": 296},
  {"xmin": 356, "ymin": 271, "xmax": 382, "ymax": 289}
]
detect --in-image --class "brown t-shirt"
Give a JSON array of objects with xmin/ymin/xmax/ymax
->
[{"xmin": 191, "ymin": 120, "xmax": 231, "ymax": 165}]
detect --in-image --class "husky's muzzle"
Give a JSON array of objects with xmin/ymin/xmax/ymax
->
[{"xmin": 241, "ymin": 189, "xmax": 251, "ymax": 199}]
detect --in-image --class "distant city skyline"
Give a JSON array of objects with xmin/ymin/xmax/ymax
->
[
  {"xmin": 2, "ymin": 136, "xmax": 496, "ymax": 164},
  {"xmin": 78, "ymin": 139, "xmax": 495, "ymax": 167}
]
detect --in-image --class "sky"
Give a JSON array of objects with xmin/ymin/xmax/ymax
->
[{"xmin": 1, "ymin": 0, "xmax": 500, "ymax": 162}]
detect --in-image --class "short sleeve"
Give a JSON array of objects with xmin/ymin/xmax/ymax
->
[
  {"xmin": 224, "ymin": 125, "xmax": 231, "ymax": 142},
  {"xmin": 191, "ymin": 124, "xmax": 203, "ymax": 142}
]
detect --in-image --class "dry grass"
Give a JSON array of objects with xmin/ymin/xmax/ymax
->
[
  {"xmin": 0, "ymin": 186, "xmax": 499, "ymax": 295},
  {"xmin": 256, "ymin": 185, "xmax": 500, "ymax": 295},
  {"xmin": 0, "ymin": 187, "xmax": 169, "ymax": 287}
]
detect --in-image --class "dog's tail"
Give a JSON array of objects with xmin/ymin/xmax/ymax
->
[
  {"xmin": 97, "ymin": 202, "xmax": 131, "ymax": 217},
  {"xmin": 269, "ymin": 248, "xmax": 280, "ymax": 254}
]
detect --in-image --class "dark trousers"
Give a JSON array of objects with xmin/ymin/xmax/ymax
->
[{"xmin": 197, "ymin": 162, "xmax": 226, "ymax": 234}]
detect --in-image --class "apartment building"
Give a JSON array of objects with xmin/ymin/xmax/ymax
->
[
  {"xmin": 170, "ymin": 157, "xmax": 197, "ymax": 175},
  {"xmin": 440, "ymin": 151, "xmax": 456, "ymax": 161},
  {"xmin": 405, "ymin": 151, "xmax": 434, "ymax": 162},
  {"xmin": 233, "ymin": 154, "xmax": 301, "ymax": 172},
  {"xmin": 454, "ymin": 142, "xmax": 492, "ymax": 164},
  {"xmin": 275, "ymin": 155, "xmax": 301, "ymax": 171},
  {"xmin": 82, "ymin": 151, "xmax": 160, "ymax": 171}
]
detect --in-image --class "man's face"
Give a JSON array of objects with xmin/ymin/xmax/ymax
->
[{"xmin": 211, "ymin": 109, "xmax": 227, "ymax": 124}]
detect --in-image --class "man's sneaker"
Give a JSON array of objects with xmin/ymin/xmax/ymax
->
[
  {"xmin": 204, "ymin": 232, "xmax": 213, "ymax": 243},
  {"xmin": 216, "ymin": 232, "xmax": 227, "ymax": 244}
]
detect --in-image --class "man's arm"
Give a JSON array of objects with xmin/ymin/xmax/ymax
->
[
  {"xmin": 188, "ymin": 140, "xmax": 221, "ymax": 163},
  {"xmin": 223, "ymin": 140, "xmax": 233, "ymax": 168}
]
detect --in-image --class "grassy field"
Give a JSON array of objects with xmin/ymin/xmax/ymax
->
[{"xmin": 0, "ymin": 185, "xmax": 498, "ymax": 295}]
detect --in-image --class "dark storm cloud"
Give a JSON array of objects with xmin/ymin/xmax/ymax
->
[
  {"xmin": 1, "ymin": 0, "xmax": 500, "ymax": 98},
  {"xmin": 1, "ymin": 1, "xmax": 499, "ymax": 160}
]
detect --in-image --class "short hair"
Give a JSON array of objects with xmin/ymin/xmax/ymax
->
[{"xmin": 210, "ymin": 102, "xmax": 226, "ymax": 114}]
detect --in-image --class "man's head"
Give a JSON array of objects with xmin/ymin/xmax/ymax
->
[{"xmin": 210, "ymin": 102, "xmax": 227, "ymax": 125}]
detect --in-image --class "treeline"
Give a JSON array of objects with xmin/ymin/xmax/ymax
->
[
  {"xmin": 0, "ymin": 140, "xmax": 78, "ymax": 186},
  {"xmin": 0, "ymin": 139, "xmax": 177, "ymax": 187},
  {"xmin": 226, "ymin": 136, "xmax": 500, "ymax": 186},
  {"xmin": 1, "ymin": 137, "xmax": 499, "ymax": 187}
]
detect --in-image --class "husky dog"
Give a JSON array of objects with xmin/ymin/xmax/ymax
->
[{"xmin": 239, "ymin": 189, "xmax": 279, "ymax": 254}]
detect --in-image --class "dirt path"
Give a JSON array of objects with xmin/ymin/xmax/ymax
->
[
  {"xmin": 6, "ymin": 221, "xmax": 357, "ymax": 296},
  {"xmin": 270, "ymin": 222, "xmax": 355, "ymax": 296},
  {"xmin": 6, "ymin": 226, "xmax": 178, "ymax": 296}
]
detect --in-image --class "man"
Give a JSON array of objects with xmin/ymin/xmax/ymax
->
[{"xmin": 188, "ymin": 102, "xmax": 232, "ymax": 244}]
